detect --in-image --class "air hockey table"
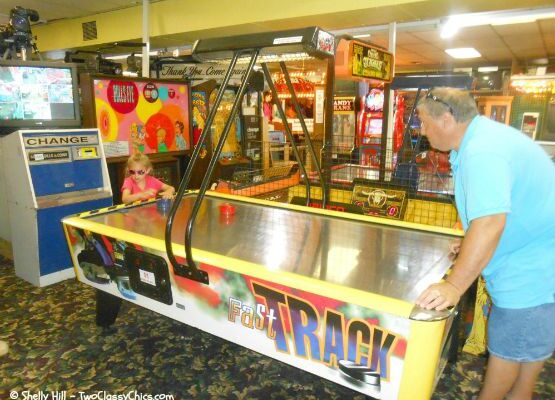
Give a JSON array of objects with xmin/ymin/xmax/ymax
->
[{"xmin": 63, "ymin": 191, "xmax": 458, "ymax": 400}]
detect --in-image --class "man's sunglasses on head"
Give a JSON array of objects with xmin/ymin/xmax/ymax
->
[{"xmin": 425, "ymin": 91, "xmax": 454, "ymax": 115}]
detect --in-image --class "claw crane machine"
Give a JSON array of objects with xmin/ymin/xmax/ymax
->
[
  {"xmin": 0, "ymin": 60, "xmax": 112, "ymax": 286},
  {"xmin": 62, "ymin": 27, "xmax": 459, "ymax": 400}
]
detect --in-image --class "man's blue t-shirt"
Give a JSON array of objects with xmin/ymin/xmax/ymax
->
[{"xmin": 449, "ymin": 116, "xmax": 555, "ymax": 308}]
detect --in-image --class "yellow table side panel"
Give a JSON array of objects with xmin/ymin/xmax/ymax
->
[
  {"xmin": 405, "ymin": 199, "xmax": 458, "ymax": 228},
  {"xmin": 399, "ymin": 319, "xmax": 447, "ymax": 400},
  {"xmin": 62, "ymin": 223, "xmax": 84, "ymax": 281}
]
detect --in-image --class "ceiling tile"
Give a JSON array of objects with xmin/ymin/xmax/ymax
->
[
  {"xmin": 396, "ymin": 31, "xmax": 428, "ymax": 45},
  {"xmin": 412, "ymin": 30, "xmax": 444, "ymax": 43},
  {"xmin": 449, "ymin": 25, "xmax": 496, "ymax": 40},
  {"xmin": 400, "ymin": 43, "xmax": 443, "ymax": 53},
  {"xmin": 538, "ymin": 18, "xmax": 555, "ymax": 33},
  {"xmin": 479, "ymin": 50, "xmax": 517, "ymax": 62},
  {"xmin": 492, "ymin": 21, "xmax": 540, "ymax": 35},
  {"xmin": 503, "ymin": 34, "xmax": 544, "ymax": 49},
  {"xmin": 513, "ymin": 47, "xmax": 548, "ymax": 58},
  {"xmin": 368, "ymin": 36, "xmax": 389, "ymax": 48}
]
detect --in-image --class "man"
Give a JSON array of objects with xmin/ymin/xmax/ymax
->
[{"xmin": 415, "ymin": 87, "xmax": 555, "ymax": 400}]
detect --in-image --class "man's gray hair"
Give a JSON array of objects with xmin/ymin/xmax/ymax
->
[{"xmin": 416, "ymin": 87, "xmax": 478, "ymax": 123}]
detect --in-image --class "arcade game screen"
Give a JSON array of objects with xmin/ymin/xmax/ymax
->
[{"xmin": 0, "ymin": 65, "xmax": 75, "ymax": 121}]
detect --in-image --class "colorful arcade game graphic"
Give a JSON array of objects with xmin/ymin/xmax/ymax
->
[
  {"xmin": 91, "ymin": 78, "xmax": 191, "ymax": 157},
  {"xmin": 69, "ymin": 228, "xmax": 136, "ymax": 300},
  {"xmin": 64, "ymin": 225, "xmax": 411, "ymax": 399}
]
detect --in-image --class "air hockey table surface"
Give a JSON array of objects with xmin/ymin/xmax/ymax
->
[{"xmin": 83, "ymin": 193, "xmax": 453, "ymax": 304}]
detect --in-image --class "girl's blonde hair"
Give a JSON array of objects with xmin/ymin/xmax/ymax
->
[{"xmin": 126, "ymin": 153, "xmax": 152, "ymax": 170}]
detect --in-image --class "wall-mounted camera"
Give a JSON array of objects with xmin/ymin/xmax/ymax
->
[{"xmin": 0, "ymin": 6, "xmax": 41, "ymax": 60}]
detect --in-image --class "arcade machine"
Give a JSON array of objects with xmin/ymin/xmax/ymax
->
[
  {"xmin": 301, "ymin": 74, "xmax": 473, "ymax": 228},
  {"xmin": 313, "ymin": 90, "xmax": 391, "ymax": 186},
  {"xmin": 358, "ymin": 86, "xmax": 385, "ymax": 167},
  {"xmin": 62, "ymin": 28, "xmax": 457, "ymax": 400},
  {"xmin": 390, "ymin": 75, "xmax": 474, "ymax": 202},
  {"xmin": 79, "ymin": 74, "xmax": 192, "ymax": 201},
  {"xmin": 331, "ymin": 96, "xmax": 356, "ymax": 164},
  {"xmin": 311, "ymin": 39, "xmax": 399, "ymax": 192},
  {"xmin": 538, "ymin": 141, "xmax": 555, "ymax": 162},
  {"xmin": 0, "ymin": 60, "xmax": 113, "ymax": 286},
  {"xmin": 2, "ymin": 128, "xmax": 112, "ymax": 286}
]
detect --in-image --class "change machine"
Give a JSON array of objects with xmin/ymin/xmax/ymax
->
[{"xmin": 1, "ymin": 128, "xmax": 112, "ymax": 286}]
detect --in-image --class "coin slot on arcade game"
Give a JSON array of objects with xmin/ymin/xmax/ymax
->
[{"xmin": 125, "ymin": 246, "xmax": 173, "ymax": 305}]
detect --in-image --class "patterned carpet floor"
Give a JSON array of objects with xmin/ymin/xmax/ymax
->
[{"xmin": 0, "ymin": 250, "xmax": 553, "ymax": 400}]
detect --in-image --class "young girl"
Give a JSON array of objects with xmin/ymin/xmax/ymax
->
[{"xmin": 121, "ymin": 153, "xmax": 175, "ymax": 204}]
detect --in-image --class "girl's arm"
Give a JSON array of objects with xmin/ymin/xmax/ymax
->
[
  {"xmin": 159, "ymin": 183, "xmax": 175, "ymax": 199},
  {"xmin": 122, "ymin": 188, "xmax": 139, "ymax": 204},
  {"xmin": 121, "ymin": 188, "xmax": 157, "ymax": 204}
]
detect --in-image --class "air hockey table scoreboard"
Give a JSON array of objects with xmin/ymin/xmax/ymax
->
[{"xmin": 62, "ymin": 191, "xmax": 458, "ymax": 400}]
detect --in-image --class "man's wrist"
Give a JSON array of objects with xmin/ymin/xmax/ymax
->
[{"xmin": 444, "ymin": 279, "xmax": 463, "ymax": 295}]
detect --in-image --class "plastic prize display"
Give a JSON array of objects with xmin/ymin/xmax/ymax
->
[
  {"xmin": 1, "ymin": 128, "xmax": 112, "ymax": 286},
  {"xmin": 62, "ymin": 28, "xmax": 458, "ymax": 399}
]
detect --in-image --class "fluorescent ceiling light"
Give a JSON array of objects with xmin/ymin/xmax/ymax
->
[
  {"xmin": 478, "ymin": 66, "xmax": 499, "ymax": 72},
  {"xmin": 445, "ymin": 47, "xmax": 481, "ymax": 59},
  {"xmin": 353, "ymin": 34, "xmax": 371, "ymax": 38},
  {"xmin": 440, "ymin": 7, "xmax": 555, "ymax": 39},
  {"xmin": 441, "ymin": 16, "xmax": 465, "ymax": 39}
]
